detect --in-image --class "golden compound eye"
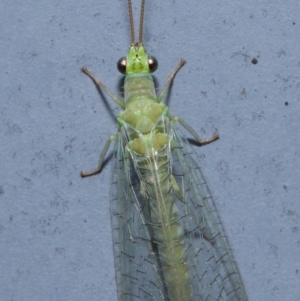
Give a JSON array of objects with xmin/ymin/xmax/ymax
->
[
  {"xmin": 117, "ymin": 57, "xmax": 127, "ymax": 74},
  {"xmin": 148, "ymin": 56, "xmax": 158, "ymax": 73}
]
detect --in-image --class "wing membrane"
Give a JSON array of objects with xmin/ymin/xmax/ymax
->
[
  {"xmin": 171, "ymin": 122, "xmax": 248, "ymax": 301},
  {"xmin": 111, "ymin": 132, "xmax": 165, "ymax": 301},
  {"xmin": 110, "ymin": 116, "xmax": 249, "ymax": 301}
]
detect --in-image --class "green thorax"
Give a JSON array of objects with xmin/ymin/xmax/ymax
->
[
  {"xmin": 123, "ymin": 44, "xmax": 156, "ymax": 106},
  {"xmin": 118, "ymin": 44, "xmax": 168, "ymax": 135}
]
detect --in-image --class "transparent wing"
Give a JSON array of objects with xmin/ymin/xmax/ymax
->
[
  {"xmin": 110, "ymin": 117, "xmax": 249, "ymax": 301},
  {"xmin": 110, "ymin": 131, "xmax": 165, "ymax": 301},
  {"xmin": 171, "ymin": 121, "xmax": 249, "ymax": 301}
]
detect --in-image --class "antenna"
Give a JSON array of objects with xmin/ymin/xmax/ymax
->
[
  {"xmin": 139, "ymin": 0, "xmax": 145, "ymax": 44},
  {"xmin": 127, "ymin": 0, "xmax": 135, "ymax": 45},
  {"xmin": 127, "ymin": 0, "xmax": 146, "ymax": 45}
]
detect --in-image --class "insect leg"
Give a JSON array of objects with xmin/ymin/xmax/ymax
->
[
  {"xmin": 172, "ymin": 116, "xmax": 219, "ymax": 145},
  {"xmin": 81, "ymin": 134, "xmax": 117, "ymax": 177},
  {"xmin": 81, "ymin": 67, "xmax": 125, "ymax": 109},
  {"xmin": 157, "ymin": 59, "xmax": 186, "ymax": 103}
]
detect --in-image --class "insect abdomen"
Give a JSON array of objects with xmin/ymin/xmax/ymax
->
[{"xmin": 128, "ymin": 126, "xmax": 192, "ymax": 301}]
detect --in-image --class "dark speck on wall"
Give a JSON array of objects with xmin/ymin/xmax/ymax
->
[{"xmin": 251, "ymin": 58, "xmax": 258, "ymax": 64}]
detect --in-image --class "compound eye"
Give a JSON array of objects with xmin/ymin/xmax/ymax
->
[
  {"xmin": 117, "ymin": 57, "xmax": 127, "ymax": 74},
  {"xmin": 148, "ymin": 56, "xmax": 158, "ymax": 73}
]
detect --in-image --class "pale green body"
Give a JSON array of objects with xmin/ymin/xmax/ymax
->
[
  {"xmin": 119, "ymin": 72, "xmax": 191, "ymax": 301},
  {"xmin": 81, "ymin": 1, "xmax": 249, "ymax": 300}
]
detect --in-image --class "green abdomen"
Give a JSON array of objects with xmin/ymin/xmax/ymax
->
[{"xmin": 126, "ymin": 122, "xmax": 192, "ymax": 301}]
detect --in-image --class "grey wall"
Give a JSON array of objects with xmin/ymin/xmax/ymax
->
[{"xmin": 0, "ymin": 1, "xmax": 299, "ymax": 300}]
